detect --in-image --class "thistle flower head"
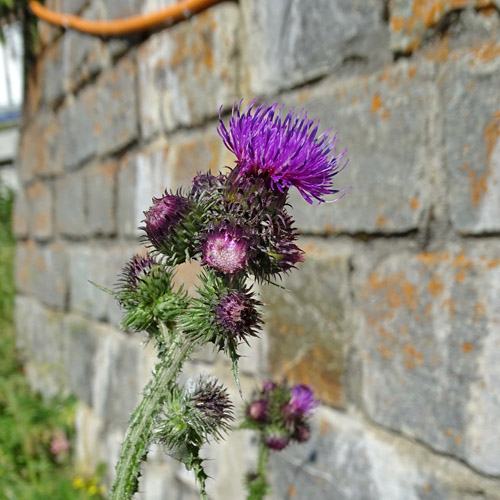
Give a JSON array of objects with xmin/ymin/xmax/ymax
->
[
  {"xmin": 288, "ymin": 384, "xmax": 320, "ymax": 417},
  {"xmin": 218, "ymin": 100, "xmax": 348, "ymax": 204},
  {"xmin": 264, "ymin": 429, "xmax": 290, "ymax": 451},
  {"xmin": 246, "ymin": 399, "xmax": 269, "ymax": 422},
  {"xmin": 119, "ymin": 254, "xmax": 158, "ymax": 292},
  {"xmin": 183, "ymin": 374, "xmax": 234, "ymax": 439},
  {"xmin": 215, "ymin": 290, "xmax": 261, "ymax": 341},
  {"xmin": 143, "ymin": 193, "xmax": 191, "ymax": 248},
  {"xmin": 202, "ymin": 226, "xmax": 249, "ymax": 274}
]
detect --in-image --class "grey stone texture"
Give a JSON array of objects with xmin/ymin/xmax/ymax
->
[
  {"xmin": 137, "ymin": 3, "xmax": 239, "ymax": 137},
  {"xmin": 240, "ymin": 0, "xmax": 390, "ymax": 96},
  {"xmin": 14, "ymin": 1, "xmax": 500, "ymax": 499}
]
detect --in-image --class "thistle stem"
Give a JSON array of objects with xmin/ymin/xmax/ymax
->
[
  {"xmin": 109, "ymin": 329, "xmax": 193, "ymax": 500},
  {"xmin": 246, "ymin": 439, "xmax": 271, "ymax": 500}
]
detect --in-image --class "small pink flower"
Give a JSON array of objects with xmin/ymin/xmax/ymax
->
[{"xmin": 50, "ymin": 430, "xmax": 70, "ymax": 455}]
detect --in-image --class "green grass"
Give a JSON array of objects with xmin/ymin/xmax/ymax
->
[{"xmin": 0, "ymin": 186, "xmax": 105, "ymax": 500}]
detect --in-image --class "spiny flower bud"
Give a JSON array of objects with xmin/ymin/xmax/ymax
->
[
  {"xmin": 202, "ymin": 227, "xmax": 249, "ymax": 274},
  {"xmin": 246, "ymin": 399, "xmax": 268, "ymax": 422},
  {"xmin": 264, "ymin": 429, "xmax": 290, "ymax": 451},
  {"xmin": 215, "ymin": 290, "xmax": 261, "ymax": 342},
  {"xmin": 120, "ymin": 254, "xmax": 158, "ymax": 292},
  {"xmin": 293, "ymin": 423, "xmax": 311, "ymax": 443},
  {"xmin": 143, "ymin": 193, "xmax": 190, "ymax": 250}
]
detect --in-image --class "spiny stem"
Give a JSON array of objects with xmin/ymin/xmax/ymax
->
[
  {"xmin": 109, "ymin": 328, "xmax": 193, "ymax": 500},
  {"xmin": 246, "ymin": 439, "xmax": 271, "ymax": 500}
]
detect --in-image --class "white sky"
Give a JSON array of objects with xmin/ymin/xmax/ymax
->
[{"xmin": 0, "ymin": 22, "xmax": 23, "ymax": 109}]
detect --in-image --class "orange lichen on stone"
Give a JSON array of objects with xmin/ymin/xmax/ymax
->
[
  {"xmin": 425, "ymin": 34, "xmax": 450, "ymax": 62},
  {"xmin": 455, "ymin": 270, "xmax": 466, "ymax": 283},
  {"xmin": 473, "ymin": 40, "xmax": 500, "ymax": 64},
  {"xmin": 408, "ymin": 65, "xmax": 418, "ymax": 78},
  {"xmin": 288, "ymin": 485, "xmax": 297, "ymax": 498},
  {"xmin": 468, "ymin": 167, "xmax": 490, "ymax": 206},
  {"xmin": 484, "ymin": 111, "xmax": 500, "ymax": 158},
  {"xmin": 403, "ymin": 344, "xmax": 424, "ymax": 370},
  {"xmin": 376, "ymin": 215, "xmax": 388, "ymax": 227},
  {"xmin": 319, "ymin": 418, "xmax": 332, "ymax": 435},
  {"xmin": 462, "ymin": 342, "xmax": 474, "ymax": 353},
  {"xmin": 417, "ymin": 251, "xmax": 450, "ymax": 268},
  {"xmin": 381, "ymin": 109, "xmax": 392, "ymax": 120},
  {"xmin": 390, "ymin": 15, "xmax": 406, "ymax": 32},
  {"xmin": 488, "ymin": 258, "xmax": 500, "ymax": 268},
  {"xmin": 473, "ymin": 301, "xmax": 487, "ymax": 322},
  {"xmin": 428, "ymin": 276, "xmax": 444, "ymax": 297},
  {"xmin": 442, "ymin": 298, "xmax": 456, "ymax": 318},
  {"xmin": 371, "ymin": 93, "xmax": 383, "ymax": 113},
  {"xmin": 410, "ymin": 197, "xmax": 420, "ymax": 210},
  {"xmin": 365, "ymin": 272, "xmax": 418, "ymax": 313},
  {"xmin": 376, "ymin": 343, "xmax": 395, "ymax": 360}
]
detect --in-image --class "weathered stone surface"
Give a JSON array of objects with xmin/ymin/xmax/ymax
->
[
  {"xmin": 137, "ymin": 3, "xmax": 239, "ymax": 136},
  {"xmin": 389, "ymin": 0, "xmax": 500, "ymax": 53},
  {"xmin": 17, "ymin": 242, "xmax": 69, "ymax": 309},
  {"xmin": 91, "ymin": 323, "xmax": 142, "ymax": 424},
  {"xmin": 61, "ymin": 57, "xmax": 137, "ymax": 169},
  {"xmin": 26, "ymin": 181, "xmax": 53, "ymax": 241},
  {"xmin": 86, "ymin": 161, "xmax": 117, "ymax": 236},
  {"xmin": 41, "ymin": 40, "xmax": 66, "ymax": 105},
  {"xmin": 441, "ymin": 43, "xmax": 500, "ymax": 233},
  {"xmin": 281, "ymin": 60, "xmax": 437, "ymax": 234},
  {"xmin": 55, "ymin": 171, "xmax": 87, "ymax": 237},
  {"xmin": 18, "ymin": 111, "xmax": 63, "ymax": 182},
  {"xmin": 260, "ymin": 239, "xmax": 351, "ymax": 407},
  {"xmin": 15, "ymin": 296, "xmax": 67, "ymax": 397},
  {"xmin": 240, "ymin": 0, "xmax": 389, "ymax": 96},
  {"xmin": 358, "ymin": 243, "xmax": 500, "ymax": 475},
  {"xmin": 270, "ymin": 406, "xmax": 500, "ymax": 500},
  {"xmin": 13, "ymin": 188, "xmax": 30, "ymax": 239}
]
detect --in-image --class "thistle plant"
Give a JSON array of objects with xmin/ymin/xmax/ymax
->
[
  {"xmin": 106, "ymin": 100, "xmax": 348, "ymax": 500},
  {"xmin": 241, "ymin": 381, "xmax": 320, "ymax": 500}
]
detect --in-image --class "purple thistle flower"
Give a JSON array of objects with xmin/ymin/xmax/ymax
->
[
  {"xmin": 202, "ymin": 227, "xmax": 249, "ymax": 274},
  {"xmin": 246, "ymin": 399, "xmax": 269, "ymax": 422},
  {"xmin": 264, "ymin": 429, "xmax": 290, "ymax": 451},
  {"xmin": 262, "ymin": 380, "xmax": 277, "ymax": 393},
  {"xmin": 143, "ymin": 193, "xmax": 190, "ymax": 248},
  {"xmin": 218, "ymin": 100, "xmax": 348, "ymax": 204},
  {"xmin": 287, "ymin": 384, "xmax": 319, "ymax": 417}
]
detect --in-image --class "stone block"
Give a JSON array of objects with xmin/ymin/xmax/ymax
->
[
  {"xmin": 281, "ymin": 60, "xmax": 437, "ymax": 234},
  {"xmin": 63, "ymin": 314, "xmax": 99, "ymax": 405},
  {"xmin": 18, "ymin": 111, "xmax": 63, "ymax": 183},
  {"xmin": 55, "ymin": 171, "xmax": 87, "ymax": 237},
  {"xmin": 441, "ymin": 46, "xmax": 500, "ymax": 233},
  {"xmin": 240, "ymin": 0, "xmax": 389, "ymax": 96},
  {"xmin": 15, "ymin": 296, "xmax": 67, "ymax": 397},
  {"xmin": 13, "ymin": 188, "xmax": 30, "ymax": 239},
  {"xmin": 137, "ymin": 3, "xmax": 239, "ymax": 136},
  {"xmin": 358, "ymin": 243, "xmax": 500, "ymax": 475},
  {"xmin": 26, "ymin": 181, "xmax": 53, "ymax": 241},
  {"xmin": 62, "ymin": 24, "xmax": 109, "ymax": 92},
  {"xmin": 16, "ymin": 242, "xmax": 69, "ymax": 309},
  {"xmin": 41, "ymin": 40, "xmax": 65, "ymax": 105},
  {"xmin": 61, "ymin": 57, "xmax": 137, "ymax": 170},
  {"xmin": 33, "ymin": 243, "xmax": 69, "ymax": 309},
  {"xmin": 260, "ymin": 238, "xmax": 351, "ymax": 407},
  {"xmin": 270, "ymin": 406, "xmax": 500, "ymax": 500},
  {"xmin": 86, "ymin": 161, "xmax": 117, "ymax": 236},
  {"xmin": 388, "ymin": 0, "xmax": 500, "ymax": 53}
]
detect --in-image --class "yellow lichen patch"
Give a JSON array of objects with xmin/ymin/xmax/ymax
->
[
  {"xmin": 428, "ymin": 276, "xmax": 444, "ymax": 297},
  {"xmin": 417, "ymin": 251, "xmax": 450, "ymax": 268},
  {"xmin": 484, "ymin": 110, "xmax": 500, "ymax": 158},
  {"xmin": 473, "ymin": 301, "xmax": 487, "ymax": 322},
  {"xmin": 288, "ymin": 485, "xmax": 297, "ymax": 498},
  {"xmin": 455, "ymin": 271, "xmax": 466, "ymax": 283},
  {"xmin": 472, "ymin": 40, "xmax": 500, "ymax": 64},
  {"xmin": 462, "ymin": 342, "xmax": 474, "ymax": 353},
  {"xmin": 375, "ymin": 215, "xmax": 388, "ymax": 227},
  {"xmin": 390, "ymin": 15, "xmax": 406, "ymax": 32},
  {"xmin": 410, "ymin": 197, "xmax": 420, "ymax": 210},
  {"xmin": 402, "ymin": 344, "xmax": 424, "ymax": 370},
  {"xmin": 371, "ymin": 93, "xmax": 383, "ymax": 113},
  {"xmin": 442, "ymin": 298, "xmax": 456, "ymax": 318},
  {"xmin": 468, "ymin": 167, "xmax": 490, "ymax": 207}
]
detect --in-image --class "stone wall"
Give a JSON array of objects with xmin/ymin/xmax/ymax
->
[{"xmin": 14, "ymin": 0, "xmax": 500, "ymax": 499}]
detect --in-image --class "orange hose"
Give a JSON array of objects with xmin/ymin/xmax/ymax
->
[{"xmin": 28, "ymin": 0, "xmax": 220, "ymax": 35}]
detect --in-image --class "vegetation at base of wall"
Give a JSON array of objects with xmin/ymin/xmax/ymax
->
[{"xmin": 0, "ymin": 185, "xmax": 105, "ymax": 500}]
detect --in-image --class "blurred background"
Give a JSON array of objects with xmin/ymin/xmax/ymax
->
[{"xmin": 2, "ymin": 0, "xmax": 500, "ymax": 499}]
